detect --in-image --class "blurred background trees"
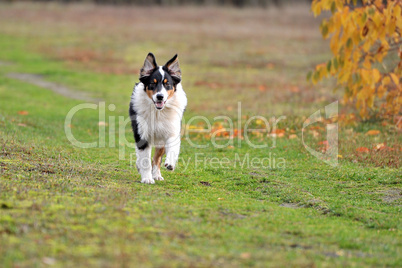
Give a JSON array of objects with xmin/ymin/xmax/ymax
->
[{"xmin": 2, "ymin": 0, "xmax": 313, "ymax": 7}]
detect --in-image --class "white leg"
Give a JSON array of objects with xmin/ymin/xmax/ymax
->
[
  {"xmin": 152, "ymin": 147, "xmax": 165, "ymax": 181},
  {"xmin": 164, "ymin": 136, "xmax": 181, "ymax": 171},
  {"xmin": 136, "ymin": 146, "xmax": 153, "ymax": 184},
  {"xmin": 152, "ymin": 165, "xmax": 164, "ymax": 181}
]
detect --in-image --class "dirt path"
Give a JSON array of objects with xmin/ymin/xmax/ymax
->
[
  {"xmin": 0, "ymin": 61, "xmax": 13, "ymax": 66},
  {"xmin": 7, "ymin": 73, "xmax": 101, "ymax": 102}
]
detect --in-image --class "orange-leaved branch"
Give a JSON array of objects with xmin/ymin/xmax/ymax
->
[{"xmin": 309, "ymin": 0, "xmax": 401, "ymax": 119}]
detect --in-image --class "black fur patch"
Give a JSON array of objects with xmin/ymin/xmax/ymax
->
[{"xmin": 129, "ymin": 101, "xmax": 148, "ymax": 150}]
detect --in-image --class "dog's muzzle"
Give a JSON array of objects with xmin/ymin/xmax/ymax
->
[{"xmin": 154, "ymin": 100, "xmax": 166, "ymax": 109}]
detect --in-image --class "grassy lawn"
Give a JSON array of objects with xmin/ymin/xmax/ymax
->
[{"xmin": 0, "ymin": 3, "xmax": 401, "ymax": 267}]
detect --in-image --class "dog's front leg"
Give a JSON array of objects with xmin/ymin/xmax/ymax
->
[
  {"xmin": 164, "ymin": 136, "xmax": 181, "ymax": 171},
  {"xmin": 136, "ymin": 145, "xmax": 153, "ymax": 184},
  {"xmin": 152, "ymin": 147, "xmax": 165, "ymax": 181}
]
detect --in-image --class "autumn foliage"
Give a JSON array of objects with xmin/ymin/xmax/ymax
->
[{"xmin": 310, "ymin": 0, "xmax": 402, "ymax": 118}]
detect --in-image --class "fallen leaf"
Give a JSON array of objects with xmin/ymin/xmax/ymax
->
[
  {"xmin": 258, "ymin": 85, "xmax": 267, "ymax": 92},
  {"xmin": 365, "ymin": 130, "xmax": 380, "ymax": 136},
  {"xmin": 337, "ymin": 154, "xmax": 343, "ymax": 158},
  {"xmin": 309, "ymin": 126, "xmax": 324, "ymax": 130},
  {"xmin": 319, "ymin": 140, "xmax": 329, "ymax": 152},
  {"xmin": 255, "ymin": 119, "xmax": 265, "ymax": 126},
  {"xmin": 240, "ymin": 252, "xmax": 251, "ymax": 259},
  {"xmin": 272, "ymin": 129, "xmax": 285, "ymax": 134},
  {"xmin": 311, "ymin": 130, "xmax": 320, "ymax": 138},
  {"xmin": 289, "ymin": 134, "xmax": 297, "ymax": 139},
  {"xmin": 17, "ymin": 123, "xmax": 27, "ymax": 127},
  {"xmin": 18, "ymin": 110, "xmax": 29, "ymax": 115},
  {"xmin": 373, "ymin": 143, "xmax": 385, "ymax": 151},
  {"xmin": 290, "ymin": 86, "xmax": 300, "ymax": 93},
  {"xmin": 187, "ymin": 125, "xmax": 200, "ymax": 130},
  {"xmin": 356, "ymin": 147, "xmax": 370, "ymax": 153}
]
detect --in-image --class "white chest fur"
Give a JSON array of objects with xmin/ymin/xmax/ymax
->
[{"xmin": 130, "ymin": 83, "xmax": 187, "ymax": 146}]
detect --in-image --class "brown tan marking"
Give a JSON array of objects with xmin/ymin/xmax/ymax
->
[
  {"xmin": 153, "ymin": 147, "xmax": 165, "ymax": 168},
  {"xmin": 146, "ymin": 87, "xmax": 153, "ymax": 100},
  {"xmin": 167, "ymin": 86, "xmax": 176, "ymax": 99}
]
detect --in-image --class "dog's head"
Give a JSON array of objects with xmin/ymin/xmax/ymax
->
[{"xmin": 139, "ymin": 53, "xmax": 181, "ymax": 110}]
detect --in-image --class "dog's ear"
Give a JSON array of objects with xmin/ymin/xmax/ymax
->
[
  {"xmin": 140, "ymin": 53, "xmax": 157, "ymax": 80},
  {"xmin": 165, "ymin": 54, "xmax": 181, "ymax": 83}
]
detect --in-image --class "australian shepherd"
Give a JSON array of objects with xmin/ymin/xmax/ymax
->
[{"xmin": 129, "ymin": 53, "xmax": 187, "ymax": 184}]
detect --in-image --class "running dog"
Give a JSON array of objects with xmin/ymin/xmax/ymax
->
[{"xmin": 129, "ymin": 53, "xmax": 187, "ymax": 184}]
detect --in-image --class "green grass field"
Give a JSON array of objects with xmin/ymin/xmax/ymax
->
[{"xmin": 0, "ymin": 3, "xmax": 401, "ymax": 267}]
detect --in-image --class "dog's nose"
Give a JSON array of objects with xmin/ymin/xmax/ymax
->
[{"xmin": 156, "ymin": 94, "xmax": 164, "ymax": 101}]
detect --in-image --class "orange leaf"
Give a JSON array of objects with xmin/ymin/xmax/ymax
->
[
  {"xmin": 18, "ymin": 111, "xmax": 29, "ymax": 115},
  {"xmin": 365, "ymin": 130, "xmax": 380, "ymax": 136},
  {"xmin": 258, "ymin": 85, "xmax": 267, "ymax": 92},
  {"xmin": 272, "ymin": 129, "xmax": 285, "ymax": 134},
  {"xmin": 390, "ymin": 73, "xmax": 400, "ymax": 86},
  {"xmin": 356, "ymin": 147, "xmax": 370, "ymax": 153},
  {"xmin": 290, "ymin": 86, "xmax": 300, "ymax": 93}
]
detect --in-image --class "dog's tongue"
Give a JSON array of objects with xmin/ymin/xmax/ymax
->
[{"xmin": 156, "ymin": 101, "xmax": 164, "ymax": 108}]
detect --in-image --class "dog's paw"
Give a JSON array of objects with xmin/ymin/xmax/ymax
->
[
  {"xmin": 153, "ymin": 176, "xmax": 164, "ymax": 181},
  {"xmin": 164, "ymin": 163, "xmax": 174, "ymax": 171},
  {"xmin": 152, "ymin": 165, "xmax": 164, "ymax": 181},
  {"xmin": 141, "ymin": 178, "xmax": 155, "ymax": 184}
]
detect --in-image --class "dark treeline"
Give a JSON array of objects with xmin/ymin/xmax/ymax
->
[{"xmin": 5, "ymin": 0, "xmax": 313, "ymax": 7}]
